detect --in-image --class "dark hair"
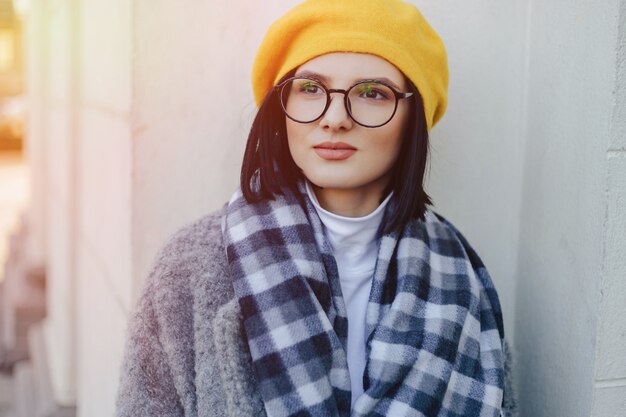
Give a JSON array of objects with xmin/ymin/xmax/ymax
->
[{"xmin": 240, "ymin": 71, "xmax": 433, "ymax": 235}]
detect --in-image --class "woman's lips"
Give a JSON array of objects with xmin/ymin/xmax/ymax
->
[{"xmin": 313, "ymin": 142, "xmax": 357, "ymax": 161}]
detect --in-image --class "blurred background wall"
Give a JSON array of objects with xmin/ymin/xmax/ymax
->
[{"xmin": 0, "ymin": 0, "xmax": 624, "ymax": 416}]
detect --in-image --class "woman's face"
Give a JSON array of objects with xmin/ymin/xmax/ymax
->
[{"xmin": 285, "ymin": 52, "xmax": 410, "ymax": 205}]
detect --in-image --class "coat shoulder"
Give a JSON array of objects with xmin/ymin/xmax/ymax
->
[{"xmin": 144, "ymin": 205, "xmax": 230, "ymax": 296}]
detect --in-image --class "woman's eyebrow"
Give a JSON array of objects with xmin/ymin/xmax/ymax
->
[
  {"xmin": 294, "ymin": 70, "xmax": 403, "ymax": 91},
  {"xmin": 295, "ymin": 70, "xmax": 329, "ymax": 83}
]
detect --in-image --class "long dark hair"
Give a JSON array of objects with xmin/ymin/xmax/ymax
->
[{"xmin": 240, "ymin": 70, "xmax": 433, "ymax": 235}]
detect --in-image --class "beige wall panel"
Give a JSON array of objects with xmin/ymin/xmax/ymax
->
[
  {"xmin": 46, "ymin": 0, "xmax": 71, "ymax": 103},
  {"xmin": 78, "ymin": 108, "xmax": 132, "ymax": 313},
  {"xmin": 76, "ymin": 243, "xmax": 127, "ymax": 417},
  {"xmin": 45, "ymin": 105, "xmax": 75, "ymax": 404},
  {"xmin": 23, "ymin": 0, "xmax": 48, "ymax": 266},
  {"xmin": 80, "ymin": 0, "xmax": 131, "ymax": 112},
  {"xmin": 44, "ymin": 204, "xmax": 75, "ymax": 404},
  {"xmin": 42, "ymin": 0, "xmax": 79, "ymax": 404},
  {"xmin": 75, "ymin": 0, "xmax": 133, "ymax": 415}
]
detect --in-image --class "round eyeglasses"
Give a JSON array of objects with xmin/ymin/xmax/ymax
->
[{"xmin": 274, "ymin": 76, "xmax": 414, "ymax": 128}]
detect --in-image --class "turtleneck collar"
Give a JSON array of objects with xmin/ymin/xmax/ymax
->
[{"xmin": 305, "ymin": 180, "xmax": 392, "ymax": 273}]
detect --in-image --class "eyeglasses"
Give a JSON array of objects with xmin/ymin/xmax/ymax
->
[{"xmin": 274, "ymin": 76, "xmax": 414, "ymax": 128}]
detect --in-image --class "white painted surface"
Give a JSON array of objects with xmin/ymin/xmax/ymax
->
[
  {"xmin": 595, "ymin": 0, "xmax": 626, "ymax": 381},
  {"xmin": 23, "ymin": 0, "xmax": 47, "ymax": 269},
  {"xmin": 608, "ymin": 0, "xmax": 626, "ymax": 152},
  {"xmin": 16, "ymin": 0, "xmax": 626, "ymax": 415},
  {"xmin": 129, "ymin": 1, "xmax": 626, "ymax": 414},
  {"xmin": 41, "ymin": 0, "xmax": 76, "ymax": 406},
  {"xmin": 77, "ymin": 109, "xmax": 132, "ymax": 313},
  {"xmin": 594, "ymin": 153, "xmax": 626, "ymax": 402},
  {"xmin": 76, "ymin": 242, "xmax": 127, "ymax": 417},
  {"xmin": 79, "ymin": 0, "xmax": 132, "ymax": 115},
  {"xmin": 592, "ymin": 384, "xmax": 626, "ymax": 417},
  {"xmin": 515, "ymin": 0, "xmax": 626, "ymax": 416},
  {"xmin": 593, "ymin": 1, "xmax": 626, "ymax": 411},
  {"xmin": 75, "ymin": 0, "xmax": 133, "ymax": 415}
]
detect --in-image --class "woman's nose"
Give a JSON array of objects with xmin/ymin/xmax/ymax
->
[{"xmin": 319, "ymin": 93, "xmax": 353, "ymax": 131}]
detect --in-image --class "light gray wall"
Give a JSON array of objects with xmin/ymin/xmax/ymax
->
[
  {"xmin": 515, "ymin": 0, "xmax": 626, "ymax": 415},
  {"xmin": 76, "ymin": 0, "xmax": 133, "ymax": 415},
  {"xmin": 19, "ymin": 0, "xmax": 626, "ymax": 415},
  {"xmin": 593, "ymin": 3, "xmax": 626, "ymax": 415},
  {"xmin": 129, "ymin": 1, "xmax": 626, "ymax": 414},
  {"xmin": 43, "ymin": 0, "xmax": 77, "ymax": 405}
]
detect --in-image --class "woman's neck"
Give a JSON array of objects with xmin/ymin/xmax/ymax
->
[{"xmin": 309, "ymin": 181, "xmax": 390, "ymax": 217}]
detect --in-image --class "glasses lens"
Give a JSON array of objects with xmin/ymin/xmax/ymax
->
[
  {"xmin": 347, "ymin": 82, "xmax": 397, "ymax": 126},
  {"xmin": 281, "ymin": 78, "xmax": 327, "ymax": 123}
]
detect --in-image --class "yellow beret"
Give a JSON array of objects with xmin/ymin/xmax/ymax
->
[{"xmin": 251, "ymin": 0, "xmax": 449, "ymax": 131}]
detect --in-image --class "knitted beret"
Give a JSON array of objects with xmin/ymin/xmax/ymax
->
[{"xmin": 251, "ymin": 0, "xmax": 449, "ymax": 131}]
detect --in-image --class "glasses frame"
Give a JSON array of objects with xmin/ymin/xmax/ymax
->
[{"xmin": 274, "ymin": 76, "xmax": 414, "ymax": 128}]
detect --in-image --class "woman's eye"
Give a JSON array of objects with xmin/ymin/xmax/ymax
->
[
  {"xmin": 358, "ymin": 84, "xmax": 390, "ymax": 100},
  {"xmin": 300, "ymin": 82, "xmax": 321, "ymax": 94}
]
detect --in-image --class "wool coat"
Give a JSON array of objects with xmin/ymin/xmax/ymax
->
[{"xmin": 114, "ymin": 207, "xmax": 518, "ymax": 417}]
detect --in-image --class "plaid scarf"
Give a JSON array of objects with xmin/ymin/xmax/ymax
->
[{"xmin": 222, "ymin": 181, "xmax": 505, "ymax": 417}]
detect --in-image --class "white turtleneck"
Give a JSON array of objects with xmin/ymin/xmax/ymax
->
[{"xmin": 305, "ymin": 181, "xmax": 392, "ymax": 410}]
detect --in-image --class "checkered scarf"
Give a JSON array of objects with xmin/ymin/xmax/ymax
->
[{"xmin": 222, "ymin": 181, "xmax": 505, "ymax": 417}]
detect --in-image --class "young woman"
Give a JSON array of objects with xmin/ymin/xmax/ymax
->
[{"xmin": 116, "ymin": 1, "xmax": 516, "ymax": 416}]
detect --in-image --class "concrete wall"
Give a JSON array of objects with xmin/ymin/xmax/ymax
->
[
  {"xmin": 75, "ymin": 0, "xmax": 132, "ymax": 415},
  {"xmin": 21, "ymin": 0, "xmax": 77, "ymax": 407},
  {"xmin": 42, "ymin": 0, "xmax": 76, "ymax": 405},
  {"xmin": 515, "ymin": 0, "xmax": 626, "ymax": 415},
  {"xmin": 16, "ymin": 0, "xmax": 626, "ymax": 415},
  {"xmin": 593, "ymin": 3, "xmax": 626, "ymax": 415},
  {"xmin": 22, "ymin": 0, "xmax": 132, "ymax": 413},
  {"xmin": 22, "ymin": 0, "xmax": 46, "ymax": 270}
]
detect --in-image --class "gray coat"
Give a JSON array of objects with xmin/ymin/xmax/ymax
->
[{"xmin": 115, "ymin": 207, "xmax": 518, "ymax": 417}]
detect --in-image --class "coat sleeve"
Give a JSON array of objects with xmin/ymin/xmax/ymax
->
[
  {"xmin": 114, "ymin": 277, "xmax": 185, "ymax": 417},
  {"xmin": 502, "ymin": 337, "xmax": 519, "ymax": 417}
]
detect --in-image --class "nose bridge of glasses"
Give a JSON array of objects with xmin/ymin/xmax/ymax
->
[
  {"xmin": 325, "ymin": 88, "xmax": 350, "ymax": 114},
  {"xmin": 322, "ymin": 90, "xmax": 351, "ymax": 125},
  {"xmin": 327, "ymin": 88, "xmax": 348, "ymax": 96}
]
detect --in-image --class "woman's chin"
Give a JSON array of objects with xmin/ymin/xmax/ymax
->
[
  {"xmin": 305, "ymin": 175, "xmax": 357, "ymax": 191},
  {"xmin": 304, "ymin": 174, "xmax": 384, "ymax": 194}
]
